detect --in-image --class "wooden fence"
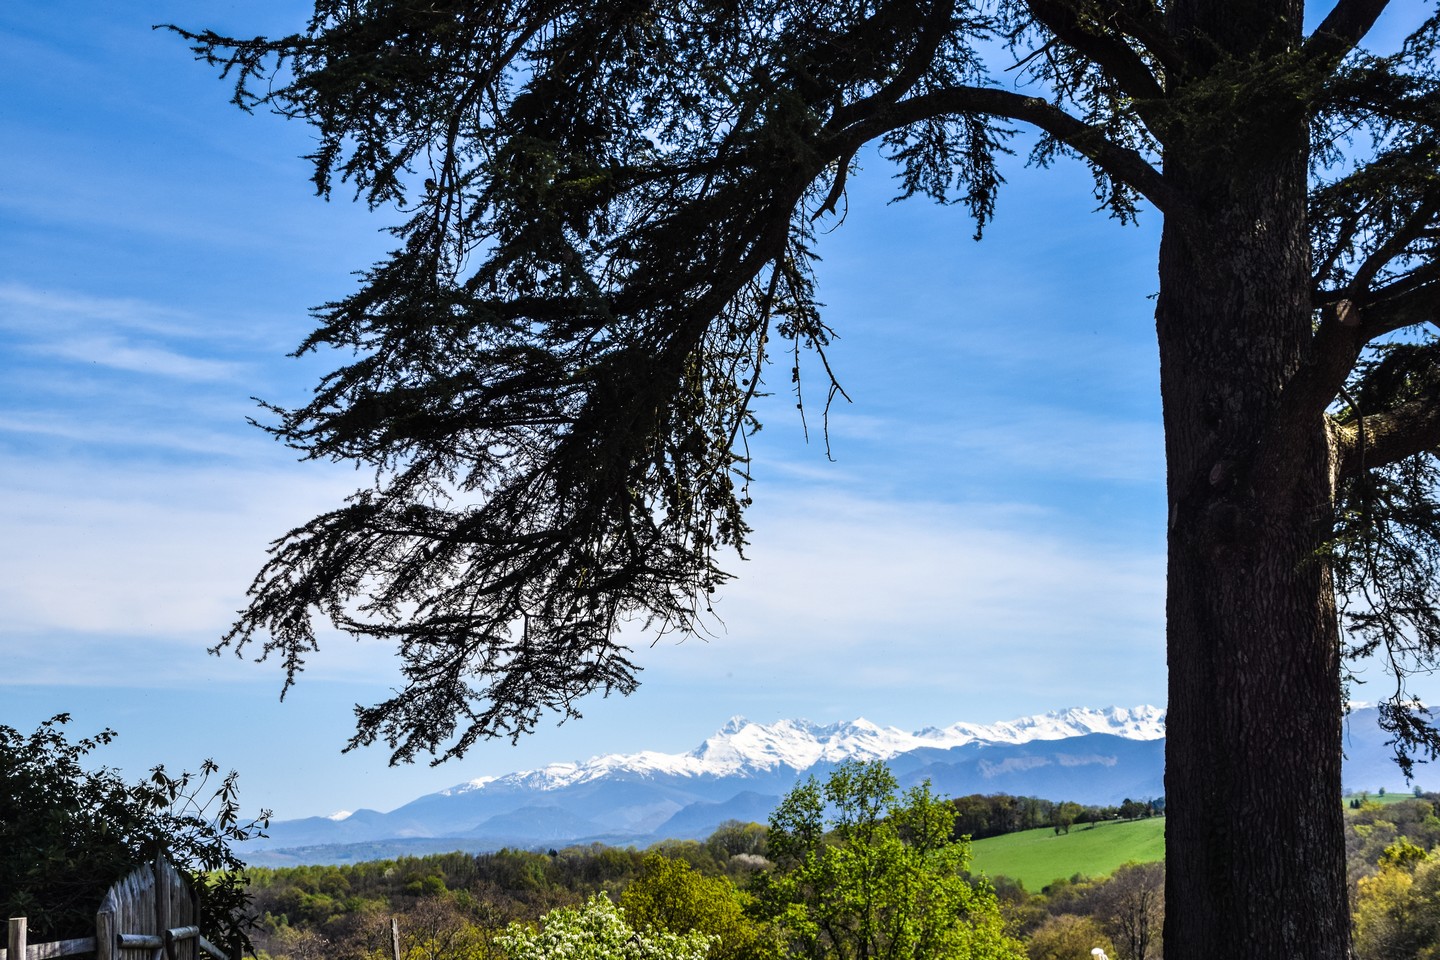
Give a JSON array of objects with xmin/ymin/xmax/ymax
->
[
  {"xmin": 3, "ymin": 858, "xmax": 229, "ymax": 960},
  {"xmin": 3, "ymin": 917, "xmax": 94, "ymax": 960}
]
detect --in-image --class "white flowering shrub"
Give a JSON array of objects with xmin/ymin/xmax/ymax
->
[{"xmin": 498, "ymin": 894, "xmax": 714, "ymax": 960}]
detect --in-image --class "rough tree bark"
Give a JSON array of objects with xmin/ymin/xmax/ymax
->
[{"xmin": 1159, "ymin": 2, "xmax": 1352, "ymax": 955}]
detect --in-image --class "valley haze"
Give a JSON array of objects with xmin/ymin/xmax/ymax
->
[{"xmin": 244, "ymin": 704, "xmax": 1419, "ymax": 866}]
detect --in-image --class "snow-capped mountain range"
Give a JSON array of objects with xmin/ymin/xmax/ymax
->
[
  {"xmin": 435, "ymin": 706, "xmax": 1168, "ymax": 797},
  {"xmin": 246, "ymin": 706, "xmax": 1170, "ymax": 865},
  {"xmin": 242, "ymin": 704, "xmax": 1408, "ymax": 867}
]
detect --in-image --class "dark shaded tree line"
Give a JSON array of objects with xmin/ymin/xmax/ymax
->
[{"xmin": 950, "ymin": 794, "xmax": 1163, "ymax": 841}]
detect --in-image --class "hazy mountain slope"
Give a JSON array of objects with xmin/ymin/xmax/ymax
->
[
  {"xmin": 242, "ymin": 704, "xmax": 1424, "ymax": 866},
  {"xmin": 247, "ymin": 706, "xmax": 1166, "ymax": 855}
]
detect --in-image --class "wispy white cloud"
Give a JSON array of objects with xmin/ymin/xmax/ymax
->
[
  {"xmin": 634, "ymin": 488, "xmax": 1166, "ymax": 711},
  {"xmin": 0, "ymin": 457, "xmax": 356, "ymax": 657},
  {"xmin": 0, "ymin": 412, "xmax": 254, "ymax": 456},
  {"xmin": 0, "ymin": 283, "xmax": 254, "ymax": 382},
  {"xmin": 37, "ymin": 334, "xmax": 245, "ymax": 381},
  {"xmin": 0, "ymin": 448, "xmax": 1164, "ymax": 702},
  {"xmin": 943, "ymin": 406, "xmax": 1164, "ymax": 483},
  {"xmin": 0, "ymin": 283, "xmax": 199, "ymax": 337},
  {"xmin": 737, "ymin": 490, "xmax": 1160, "ymax": 645},
  {"xmin": 780, "ymin": 404, "xmax": 1163, "ymax": 485}
]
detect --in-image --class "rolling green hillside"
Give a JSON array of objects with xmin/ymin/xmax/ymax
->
[{"xmin": 967, "ymin": 817, "xmax": 1166, "ymax": 891}]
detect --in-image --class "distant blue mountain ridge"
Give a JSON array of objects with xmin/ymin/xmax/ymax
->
[{"xmin": 240, "ymin": 705, "xmax": 1424, "ymax": 867}]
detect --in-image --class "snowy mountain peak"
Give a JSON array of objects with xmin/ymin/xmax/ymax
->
[
  {"xmin": 445, "ymin": 706, "xmax": 1166, "ymax": 795},
  {"xmin": 718, "ymin": 715, "xmax": 749, "ymax": 734},
  {"xmin": 940, "ymin": 705, "xmax": 1167, "ymax": 745}
]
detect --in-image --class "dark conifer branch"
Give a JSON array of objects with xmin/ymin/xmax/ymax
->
[
  {"xmin": 1311, "ymin": 201, "xmax": 1371, "ymax": 293},
  {"xmin": 1304, "ymin": 0, "xmax": 1393, "ymax": 65},
  {"xmin": 1108, "ymin": 0, "xmax": 1185, "ymax": 76},
  {"xmin": 812, "ymin": 146, "xmax": 858, "ymax": 221},
  {"xmin": 1357, "ymin": 276, "xmax": 1440, "ymax": 340},
  {"xmin": 1349, "ymin": 199, "xmax": 1440, "ymax": 300},
  {"xmin": 1268, "ymin": 278, "xmax": 1438, "ymax": 462},
  {"xmin": 1337, "ymin": 396, "xmax": 1440, "ymax": 478},
  {"xmin": 824, "ymin": 0, "xmax": 957, "ymax": 132},
  {"xmin": 1286, "ymin": 314, "xmax": 1366, "ymax": 423},
  {"xmin": 837, "ymin": 86, "xmax": 1179, "ymax": 215},
  {"xmin": 1022, "ymin": 0, "xmax": 1167, "ymax": 104}
]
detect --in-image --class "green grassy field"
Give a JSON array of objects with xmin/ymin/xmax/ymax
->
[{"xmin": 967, "ymin": 817, "xmax": 1166, "ymax": 892}]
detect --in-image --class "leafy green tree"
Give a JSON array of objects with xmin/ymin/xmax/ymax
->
[
  {"xmin": 1115, "ymin": 800, "xmax": 1148, "ymax": 822},
  {"xmin": 706, "ymin": 821, "xmax": 770, "ymax": 865},
  {"xmin": 751, "ymin": 762, "xmax": 1023, "ymax": 960},
  {"xmin": 620, "ymin": 854, "xmax": 779, "ymax": 960},
  {"xmin": 1023, "ymin": 915, "xmax": 1114, "ymax": 960},
  {"xmin": 1352, "ymin": 856, "xmax": 1433, "ymax": 959},
  {"xmin": 1051, "ymin": 804, "xmax": 1082, "ymax": 836},
  {"xmin": 1381, "ymin": 836, "xmax": 1430, "ymax": 871},
  {"xmin": 168, "ymin": 2, "xmax": 1440, "ymax": 957},
  {"xmin": 0, "ymin": 715, "xmax": 269, "ymax": 953},
  {"xmin": 498, "ymin": 894, "xmax": 714, "ymax": 960},
  {"xmin": 1090, "ymin": 863, "xmax": 1162, "ymax": 960}
]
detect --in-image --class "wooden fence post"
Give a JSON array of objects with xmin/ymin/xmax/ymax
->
[
  {"xmin": 391, "ymin": 917, "xmax": 401, "ymax": 960},
  {"xmin": 153, "ymin": 853, "xmax": 170, "ymax": 955},
  {"xmin": 8, "ymin": 917, "xmax": 26, "ymax": 960},
  {"xmin": 96, "ymin": 906, "xmax": 115, "ymax": 960}
]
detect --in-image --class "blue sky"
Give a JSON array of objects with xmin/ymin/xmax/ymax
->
[{"xmin": 1, "ymin": 2, "xmax": 1421, "ymax": 820}]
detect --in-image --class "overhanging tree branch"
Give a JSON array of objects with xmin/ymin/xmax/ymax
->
[
  {"xmin": 834, "ymin": 85, "xmax": 1181, "ymax": 215},
  {"xmin": 1108, "ymin": 0, "xmax": 1185, "ymax": 76},
  {"xmin": 1360, "ymin": 276, "xmax": 1440, "ymax": 339},
  {"xmin": 1023, "ymin": 0, "xmax": 1167, "ymax": 104},
  {"xmin": 1262, "ymin": 279, "xmax": 1439, "ymax": 468},
  {"xmin": 1304, "ymin": 0, "xmax": 1393, "ymax": 65},
  {"xmin": 1349, "ymin": 199, "xmax": 1440, "ymax": 298},
  {"xmin": 825, "ymin": 0, "xmax": 957, "ymax": 132},
  {"xmin": 1337, "ymin": 395, "xmax": 1440, "ymax": 478}
]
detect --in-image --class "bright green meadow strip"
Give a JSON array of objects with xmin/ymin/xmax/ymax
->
[{"xmin": 967, "ymin": 817, "xmax": 1166, "ymax": 892}]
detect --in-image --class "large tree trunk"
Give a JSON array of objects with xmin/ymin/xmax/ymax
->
[
  {"xmin": 1158, "ymin": 196, "xmax": 1351, "ymax": 956},
  {"xmin": 1158, "ymin": 4, "xmax": 1350, "ymax": 954}
]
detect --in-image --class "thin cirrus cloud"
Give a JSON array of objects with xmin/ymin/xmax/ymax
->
[
  {"xmin": 0, "ymin": 413, "xmax": 256, "ymax": 457},
  {"xmin": 946, "ymin": 407, "xmax": 1164, "ymax": 483},
  {"xmin": 0, "ymin": 455, "xmax": 362, "ymax": 678},
  {"xmin": 816, "ymin": 406, "xmax": 1163, "ymax": 484},
  {"xmin": 628, "ymin": 485, "xmax": 1167, "ymax": 731},
  {"xmin": 650, "ymin": 488, "xmax": 1164, "ymax": 662},
  {"xmin": 35, "ymin": 334, "xmax": 245, "ymax": 382},
  {"xmin": 0, "ymin": 283, "xmax": 200, "ymax": 337},
  {"xmin": 0, "ymin": 284, "xmax": 252, "ymax": 383}
]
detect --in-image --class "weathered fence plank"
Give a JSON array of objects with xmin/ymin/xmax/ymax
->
[
  {"xmin": 9, "ymin": 917, "xmax": 25, "ymax": 960},
  {"xmin": 94, "ymin": 907, "xmax": 114, "ymax": 960},
  {"xmin": 1, "ymin": 919, "xmax": 96, "ymax": 960},
  {"xmin": 18, "ymin": 938, "xmax": 97, "ymax": 960}
]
